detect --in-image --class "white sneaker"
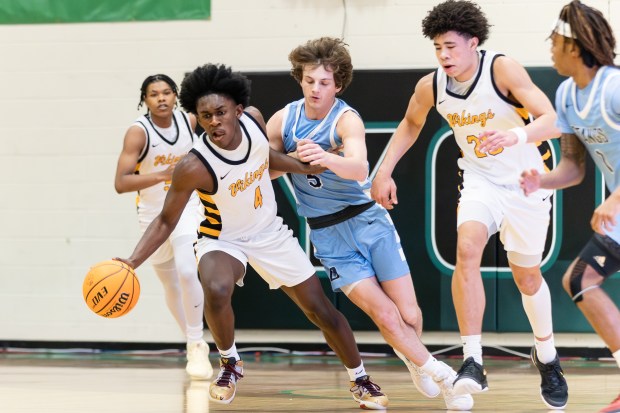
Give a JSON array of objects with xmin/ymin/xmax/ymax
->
[
  {"xmin": 186, "ymin": 340, "xmax": 214, "ymax": 380},
  {"xmin": 394, "ymin": 348, "xmax": 440, "ymax": 398},
  {"xmin": 411, "ymin": 364, "xmax": 441, "ymax": 398},
  {"xmin": 434, "ymin": 361, "xmax": 474, "ymax": 411}
]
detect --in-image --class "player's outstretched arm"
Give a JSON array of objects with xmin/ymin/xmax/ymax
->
[
  {"xmin": 372, "ymin": 73, "xmax": 434, "ymax": 209},
  {"xmin": 117, "ymin": 155, "xmax": 203, "ymax": 269}
]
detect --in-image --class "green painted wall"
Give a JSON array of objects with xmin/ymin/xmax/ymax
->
[{"xmin": 0, "ymin": 0, "xmax": 210, "ymax": 24}]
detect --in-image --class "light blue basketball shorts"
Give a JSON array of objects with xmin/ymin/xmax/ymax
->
[{"xmin": 310, "ymin": 204, "xmax": 411, "ymax": 292}]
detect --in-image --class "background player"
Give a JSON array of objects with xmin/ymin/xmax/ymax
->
[
  {"xmin": 114, "ymin": 74, "xmax": 211, "ymax": 380},
  {"xmin": 521, "ymin": 2, "xmax": 620, "ymax": 411}
]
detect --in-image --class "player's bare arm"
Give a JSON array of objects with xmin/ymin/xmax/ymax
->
[
  {"xmin": 114, "ymin": 125, "xmax": 175, "ymax": 193},
  {"xmin": 296, "ymin": 111, "xmax": 368, "ymax": 181},
  {"xmin": 265, "ymin": 109, "xmax": 289, "ymax": 179},
  {"xmin": 120, "ymin": 154, "xmax": 207, "ymax": 269},
  {"xmin": 371, "ymin": 73, "xmax": 434, "ymax": 209},
  {"xmin": 520, "ymin": 133, "xmax": 587, "ymax": 195},
  {"xmin": 480, "ymin": 56, "xmax": 560, "ymax": 153}
]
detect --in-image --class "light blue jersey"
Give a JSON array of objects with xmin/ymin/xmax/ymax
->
[
  {"xmin": 556, "ymin": 65, "xmax": 620, "ymax": 241},
  {"xmin": 280, "ymin": 98, "xmax": 372, "ymax": 218},
  {"xmin": 280, "ymin": 98, "xmax": 409, "ymax": 291}
]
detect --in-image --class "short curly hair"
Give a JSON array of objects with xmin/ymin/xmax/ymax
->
[
  {"xmin": 288, "ymin": 37, "xmax": 353, "ymax": 94},
  {"xmin": 179, "ymin": 64, "xmax": 251, "ymax": 115},
  {"xmin": 422, "ymin": 0, "xmax": 491, "ymax": 45},
  {"xmin": 138, "ymin": 74, "xmax": 178, "ymax": 111}
]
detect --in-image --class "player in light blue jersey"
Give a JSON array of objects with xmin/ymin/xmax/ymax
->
[
  {"xmin": 520, "ymin": 2, "xmax": 620, "ymax": 412},
  {"xmin": 267, "ymin": 36, "xmax": 473, "ymax": 411}
]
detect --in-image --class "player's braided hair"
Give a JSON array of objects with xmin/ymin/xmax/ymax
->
[
  {"xmin": 557, "ymin": 0, "xmax": 616, "ymax": 67},
  {"xmin": 288, "ymin": 37, "xmax": 353, "ymax": 95},
  {"xmin": 179, "ymin": 64, "xmax": 251, "ymax": 115},
  {"xmin": 421, "ymin": 0, "xmax": 491, "ymax": 45},
  {"xmin": 137, "ymin": 74, "xmax": 178, "ymax": 110}
]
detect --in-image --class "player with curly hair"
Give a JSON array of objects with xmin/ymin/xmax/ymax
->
[
  {"xmin": 371, "ymin": 1, "xmax": 568, "ymax": 409},
  {"xmin": 117, "ymin": 63, "xmax": 389, "ymax": 409}
]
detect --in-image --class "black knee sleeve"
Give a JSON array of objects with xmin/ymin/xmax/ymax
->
[{"xmin": 569, "ymin": 259, "xmax": 588, "ymax": 303}]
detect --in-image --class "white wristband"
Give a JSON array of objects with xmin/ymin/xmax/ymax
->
[{"xmin": 509, "ymin": 127, "xmax": 528, "ymax": 146}]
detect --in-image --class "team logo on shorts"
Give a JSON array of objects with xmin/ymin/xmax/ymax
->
[{"xmin": 329, "ymin": 267, "xmax": 340, "ymax": 281}]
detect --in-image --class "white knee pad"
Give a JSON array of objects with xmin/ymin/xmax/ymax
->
[{"xmin": 507, "ymin": 251, "xmax": 542, "ymax": 268}]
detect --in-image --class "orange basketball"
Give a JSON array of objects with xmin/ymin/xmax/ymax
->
[{"xmin": 83, "ymin": 260, "xmax": 140, "ymax": 318}]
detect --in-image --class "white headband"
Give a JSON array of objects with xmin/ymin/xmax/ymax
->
[{"xmin": 552, "ymin": 19, "xmax": 576, "ymax": 38}]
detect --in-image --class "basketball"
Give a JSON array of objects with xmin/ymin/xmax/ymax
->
[{"xmin": 82, "ymin": 260, "xmax": 140, "ymax": 318}]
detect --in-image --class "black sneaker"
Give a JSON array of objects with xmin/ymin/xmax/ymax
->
[
  {"xmin": 453, "ymin": 356, "xmax": 489, "ymax": 395},
  {"xmin": 530, "ymin": 346, "xmax": 568, "ymax": 410}
]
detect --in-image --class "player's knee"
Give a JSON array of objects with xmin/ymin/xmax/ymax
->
[
  {"xmin": 456, "ymin": 239, "xmax": 482, "ymax": 263},
  {"xmin": 564, "ymin": 259, "xmax": 591, "ymax": 303},
  {"xmin": 371, "ymin": 305, "xmax": 402, "ymax": 336},
  {"xmin": 399, "ymin": 305, "xmax": 421, "ymax": 329},
  {"xmin": 201, "ymin": 278, "xmax": 234, "ymax": 305}
]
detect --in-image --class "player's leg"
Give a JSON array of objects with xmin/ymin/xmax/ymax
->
[
  {"xmin": 451, "ymin": 176, "xmax": 500, "ymax": 396},
  {"xmin": 281, "ymin": 276, "xmax": 389, "ymax": 410},
  {"xmin": 562, "ymin": 234, "xmax": 620, "ymax": 413},
  {"xmin": 170, "ymin": 233, "xmax": 211, "ymax": 380},
  {"xmin": 346, "ymin": 278, "xmax": 472, "ymax": 411},
  {"xmin": 451, "ymin": 219, "xmax": 489, "ymax": 395},
  {"xmin": 381, "ymin": 276, "xmax": 441, "ymax": 398},
  {"xmin": 197, "ymin": 248, "xmax": 246, "ymax": 405},
  {"xmin": 247, "ymin": 217, "xmax": 388, "ymax": 409},
  {"xmin": 152, "ymin": 256, "xmax": 186, "ymax": 331},
  {"xmin": 503, "ymin": 187, "xmax": 567, "ymax": 409}
]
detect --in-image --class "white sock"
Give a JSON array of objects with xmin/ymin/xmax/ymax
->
[
  {"xmin": 521, "ymin": 279, "xmax": 554, "ymax": 337},
  {"xmin": 462, "ymin": 335, "xmax": 483, "ymax": 364},
  {"xmin": 534, "ymin": 336, "xmax": 557, "ymax": 364},
  {"xmin": 186, "ymin": 323, "xmax": 204, "ymax": 344},
  {"xmin": 346, "ymin": 362, "xmax": 367, "ymax": 381},
  {"xmin": 218, "ymin": 344, "xmax": 240, "ymax": 361},
  {"xmin": 420, "ymin": 355, "xmax": 450, "ymax": 381},
  {"xmin": 613, "ymin": 349, "xmax": 620, "ymax": 369},
  {"xmin": 522, "ymin": 280, "xmax": 556, "ymax": 364}
]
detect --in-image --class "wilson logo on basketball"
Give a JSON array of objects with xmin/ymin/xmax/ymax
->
[
  {"xmin": 82, "ymin": 260, "xmax": 140, "ymax": 318},
  {"xmin": 101, "ymin": 292, "xmax": 132, "ymax": 318}
]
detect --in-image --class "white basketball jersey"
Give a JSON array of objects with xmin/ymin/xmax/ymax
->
[
  {"xmin": 134, "ymin": 110, "xmax": 197, "ymax": 216},
  {"xmin": 435, "ymin": 50, "xmax": 547, "ymax": 185},
  {"xmin": 190, "ymin": 112, "xmax": 277, "ymax": 241}
]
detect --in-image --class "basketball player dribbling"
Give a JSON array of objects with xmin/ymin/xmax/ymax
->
[{"xmin": 116, "ymin": 64, "xmax": 389, "ymax": 409}]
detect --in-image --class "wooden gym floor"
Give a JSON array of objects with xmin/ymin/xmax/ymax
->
[{"xmin": 0, "ymin": 331, "xmax": 618, "ymax": 413}]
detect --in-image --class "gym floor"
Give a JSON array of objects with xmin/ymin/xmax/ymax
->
[{"xmin": 0, "ymin": 331, "xmax": 617, "ymax": 412}]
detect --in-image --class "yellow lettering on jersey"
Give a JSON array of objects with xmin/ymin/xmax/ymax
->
[
  {"xmin": 467, "ymin": 134, "xmax": 504, "ymax": 157},
  {"xmin": 254, "ymin": 186, "xmax": 263, "ymax": 209},
  {"xmin": 447, "ymin": 109, "xmax": 495, "ymax": 129},
  {"xmin": 228, "ymin": 158, "xmax": 269, "ymax": 197},
  {"xmin": 154, "ymin": 153, "xmax": 183, "ymax": 167}
]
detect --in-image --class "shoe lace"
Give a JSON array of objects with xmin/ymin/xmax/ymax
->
[
  {"xmin": 351, "ymin": 376, "xmax": 383, "ymax": 397},
  {"xmin": 541, "ymin": 363, "xmax": 564, "ymax": 391},
  {"xmin": 215, "ymin": 363, "xmax": 243, "ymax": 387},
  {"xmin": 456, "ymin": 358, "xmax": 479, "ymax": 377}
]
